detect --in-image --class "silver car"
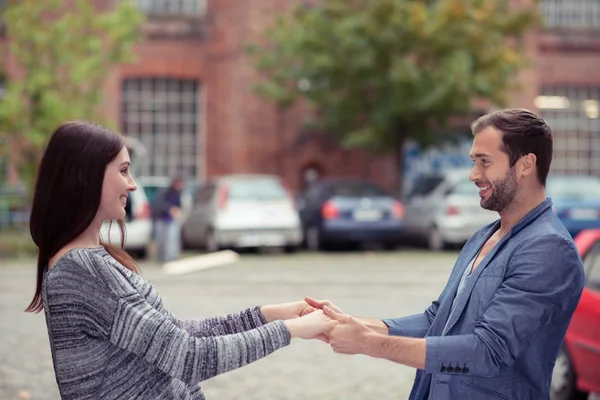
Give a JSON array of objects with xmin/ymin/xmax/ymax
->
[
  {"xmin": 181, "ymin": 174, "xmax": 303, "ymax": 252},
  {"xmin": 403, "ymin": 169, "xmax": 498, "ymax": 250}
]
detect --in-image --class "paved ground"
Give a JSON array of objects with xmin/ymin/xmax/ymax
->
[{"xmin": 0, "ymin": 249, "xmax": 597, "ymax": 400}]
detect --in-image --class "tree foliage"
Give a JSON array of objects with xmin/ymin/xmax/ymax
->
[
  {"xmin": 249, "ymin": 0, "xmax": 540, "ymax": 188},
  {"xmin": 0, "ymin": 0, "xmax": 143, "ymax": 189}
]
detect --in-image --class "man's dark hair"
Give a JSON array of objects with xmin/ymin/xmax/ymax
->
[{"xmin": 471, "ymin": 108, "xmax": 553, "ymax": 186}]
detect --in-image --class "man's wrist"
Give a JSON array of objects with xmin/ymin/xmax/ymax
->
[
  {"xmin": 363, "ymin": 330, "xmax": 386, "ymax": 358},
  {"xmin": 359, "ymin": 318, "xmax": 389, "ymax": 335}
]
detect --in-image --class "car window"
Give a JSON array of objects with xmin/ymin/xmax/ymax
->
[
  {"xmin": 227, "ymin": 178, "xmax": 287, "ymax": 200},
  {"xmin": 329, "ymin": 182, "xmax": 386, "ymax": 197},
  {"xmin": 547, "ymin": 176, "xmax": 600, "ymax": 201},
  {"xmin": 409, "ymin": 175, "xmax": 444, "ymax": 198},
  {"xmin": 583, "ymin": 241, "xmax": 600, "ymax": 291}
]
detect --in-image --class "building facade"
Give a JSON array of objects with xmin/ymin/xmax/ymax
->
[
  {"xmin": 98, "ymin": 0, "xmax": 397, "ymax": 194},
  {"xmin": 3, "ymin": 0, "xmax": 599, "ymax": 191}
]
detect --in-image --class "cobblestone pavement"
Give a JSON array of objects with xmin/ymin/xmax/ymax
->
[{"xmin": 1, "ymin": 250, "xmax": 596, "ymax": 400}]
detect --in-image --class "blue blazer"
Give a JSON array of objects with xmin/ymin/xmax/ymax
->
[{"xmin": 384, "ymin": 199, "xmax": 584, "ymax": 400}]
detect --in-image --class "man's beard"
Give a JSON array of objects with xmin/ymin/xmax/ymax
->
[{"xmin": 481, "ymin": 167, "xmax": 518, "ymax": 212}]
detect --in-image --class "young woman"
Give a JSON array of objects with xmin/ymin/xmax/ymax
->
[{"xmin": 26, "ymin": 121, "xmax": 336, "ymax": 400}]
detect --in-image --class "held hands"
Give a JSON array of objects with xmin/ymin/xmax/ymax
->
[
  {"xmin": 262, "ymin": 297, "xmax": 376, "ymax": 351},
  {"xmin": 303, "ymin": 297, "xmax": 375, "ymax": 355},
  {"xmin": 322, "ymin": 306, "xmax": 374, "ymax": 355},
  {"xmin": 260, "ymin": 299, "xmax": 340, "ymax": 341}
]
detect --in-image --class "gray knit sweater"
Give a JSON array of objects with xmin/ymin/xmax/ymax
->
[{"xmin": 42, "ymin": 247, "xmax": 291, "ymax": 399}]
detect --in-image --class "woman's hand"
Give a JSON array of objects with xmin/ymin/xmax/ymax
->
[
  {"xmin": 284, "ymin": 310, "xmax": 338, "ymax": 340},
  {"xmin": 303, "ymin": 296, "xmax": 344, "ymax": 314},
  {"xmin": 261, "ymin": 301, "xmax": 316, "ymax": 322}
]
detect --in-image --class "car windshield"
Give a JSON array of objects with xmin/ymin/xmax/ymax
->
[
  {"xmin": 547, "ymin": 176, "xmax": 600, "ymax": 201},
  {"xmin": 329, "ymin": 182, "xmax": 386, "ymax": 197},
  {"xmin": 227, "ymin": 178, "xmax": 288, "ymax": 200}
]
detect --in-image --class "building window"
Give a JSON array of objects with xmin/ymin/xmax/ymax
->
[
  {"xmin": 540, "ymin": 0, "xmax": 600, "ymax": 28},
  {"xmin": 536, "ymin": 87, "xmax": 600, "ymax": 175},
  {"xmin": 134, "ymin": 0, "xmax": 206, "ymax": 16},
  {"xmin": 121, "ymin": 78, "xmax": 200, "ymax": 179}
]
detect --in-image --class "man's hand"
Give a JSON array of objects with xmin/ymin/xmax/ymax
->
[
  {"xmin": 323, "ymin": 306, "xmax": 376, "ymax": 355},
  {"xmin": 304, "ymin": 296, "xmax": 344, "ymax": 313},
  {"xmin": 261, "ymin": 301, "xmax": 316, "ymax": 322}
]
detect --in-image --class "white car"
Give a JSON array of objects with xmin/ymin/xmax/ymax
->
[{"xmin": 182, "ymin": 174, "xmax": 303, "ymax": 252}]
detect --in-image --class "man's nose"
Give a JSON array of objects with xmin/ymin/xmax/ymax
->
[{"xmin": 469, "ymin": 165, "xmax": 479, "ymax": 182}]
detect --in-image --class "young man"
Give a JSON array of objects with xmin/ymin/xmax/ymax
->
[{"xmin": 308, "ymin": 109, "xmax": 585, "ymax": 400}]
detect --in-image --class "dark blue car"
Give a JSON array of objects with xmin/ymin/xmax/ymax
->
[
  {"xmin": 297, "ymin": 178, "xmax": 405, "ymax": 250},
  {"xmin": 547, "ymin": 175, "xmax": 600, "ymax": 238}
]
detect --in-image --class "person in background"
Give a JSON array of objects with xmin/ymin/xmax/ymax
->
[
  {"xmin": 26, "ymin": 121, "xmax": 337, "ymax": 400},
  {"xmin": 154, "ymin": 176, "xmax": 184, "ymax": 262}
]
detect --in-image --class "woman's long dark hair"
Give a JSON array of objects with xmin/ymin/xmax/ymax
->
[{"xmin": 26, "ymin": 121, "xmax": 139, "ymax": 313}]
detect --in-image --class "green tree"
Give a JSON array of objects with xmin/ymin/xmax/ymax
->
[
  {"xmin": 0, "ymin": 0, "xmax": 143, "ymax": 190},
  {"xmin": 249, "ymin": 0, "xmax": 539, "ymax": 192}
]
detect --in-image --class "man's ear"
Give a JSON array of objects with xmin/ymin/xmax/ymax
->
[{"xmin": 520, "ymin": 153, "xmax": 537, "ymax": 177}]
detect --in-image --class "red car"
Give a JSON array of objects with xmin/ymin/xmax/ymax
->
[{"xmin": 551, "ymin": 229, "xmax": 600, "ymax": 400}]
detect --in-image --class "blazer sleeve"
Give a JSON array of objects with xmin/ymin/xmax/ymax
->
[
  {"xmin": 424, "ymin": 234, "xmax": 584, "ymax": 378},
  {"xmin": 382, "ymin": 310, "xmax": 435, "ymax": 338}
]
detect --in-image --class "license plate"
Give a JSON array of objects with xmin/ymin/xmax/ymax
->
[
  {"xmin": 353, "ymin": 209, "xmax": 382, "ymax": 221},
  {"xmin": 570, "ymin": 208, "xmax": 598, "ymax": 220},
  {"xmin": 238, "ymin": 234, "xmax": 285, "ymax": 246}
]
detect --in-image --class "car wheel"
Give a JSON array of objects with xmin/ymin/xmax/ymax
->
[
  {"xmin": 551, "ymin": 346, "xmax": 588, "ymax": 400},
  {"xmin": 284, "ymin": 245, "xmax": 299, "ymax": 254},
  {"xmin": 205, "ymin": 229, "xmax": 220, "ymax": 253},
  {"xmin": 428, "ymin": 226, "xmax": 446, "ymax": 251}
]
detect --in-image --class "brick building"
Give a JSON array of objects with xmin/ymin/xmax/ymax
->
[
  {"xmin": 99, "ymin": 0, "xmax": 397, "ymax": 194},
  {"xmin": 3, "ymin": 0, "xmax": 600, "ymax": 192}
]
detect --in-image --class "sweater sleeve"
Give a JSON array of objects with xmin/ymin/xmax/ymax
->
[
  {"xmin": 45, "ymin": 258, "xmax": 291, "ymax": 385},
  {"xmin": 169, "ymin": 307, "xmax": 268, "ymax": 337}
]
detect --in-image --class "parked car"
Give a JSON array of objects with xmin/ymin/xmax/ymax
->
[
  {"xmin": 547, "ymin": 175, "xmax": 600, "ymax": 238},
  {"xmin": 551, "ymin": 229, "xmax": 600, "ymax": 400},
  {"xmin": 402, "ymin": 169, "xmax": 498, "ymax": 250},
  {"xmin": 181, "ymin": 174, "xmax": 302, "ymax": 252},
  {"xmin": 100, "ymin": 179, "xmax": 152, "ymax": 259},
  {"xmin": 297, "ymin": 178, "xmax": 404, "ymax": 250}
]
